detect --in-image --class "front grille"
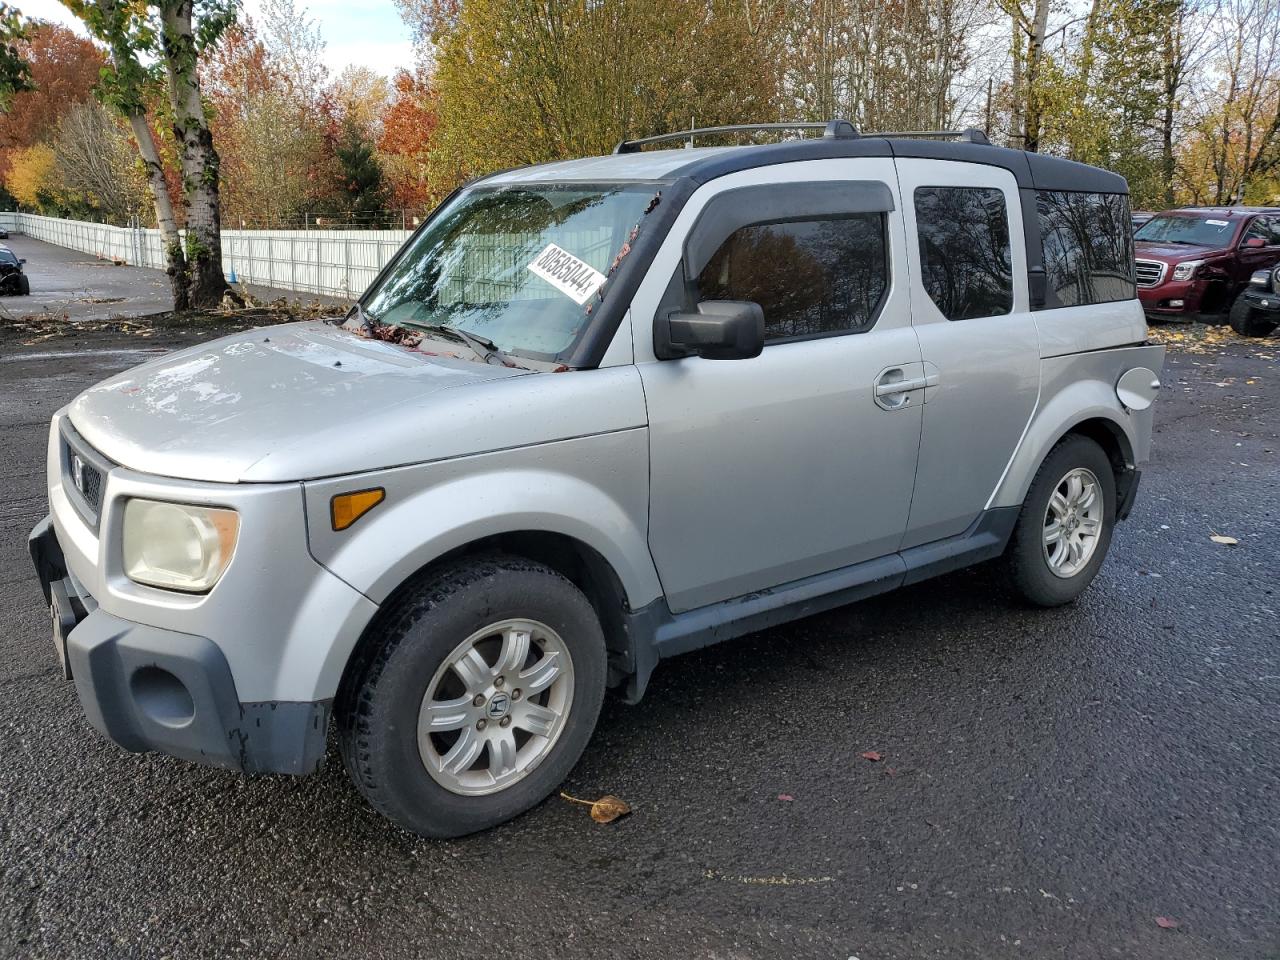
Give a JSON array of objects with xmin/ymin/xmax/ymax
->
[
  {"xmin": 72, "ymin": 456, "xmax": 103, "ymax": 508},
  {"xmin": 60, "ymin": 421, "xmax": 113, "ymax": 529},
  {"xmin": 1135, "ymin": 259, "xmax": 1165, "ymax": 288}
]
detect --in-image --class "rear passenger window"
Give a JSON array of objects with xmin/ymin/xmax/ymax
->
[
  {"xmin": 695, "ymin": 215, "xmax": 888, "ymax": 340},
  {"xmin": 913, "ymin": 187, "xmax": 1013, "ymax": 320},
  {"xmin": 1037, "ymin": 191, "xmax": 1135, "ymax": 307}
]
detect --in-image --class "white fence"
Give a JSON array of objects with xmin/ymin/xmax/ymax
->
[{"xmin": 0, "ymin": 212, "xmax": 413, "ymax": 300}]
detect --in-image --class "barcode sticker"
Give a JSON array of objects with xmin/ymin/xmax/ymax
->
[{"xmin": 526, "ymin": 243, "xmax": 607, "ymax": 305}]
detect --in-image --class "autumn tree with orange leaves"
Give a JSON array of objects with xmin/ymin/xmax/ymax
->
[
  {"xmin": 378, "ymin": 69, "xmax": 436, "ymax": 210},
  {"xmin": 0, "ymin": 21, "xmax": 101, "ymax": 185}
]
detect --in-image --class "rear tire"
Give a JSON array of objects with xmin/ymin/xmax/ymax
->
[
  {"xmin": 336, "ymin": 555, "xmax": 606, "ymax": 838},
  {"xmin": 1228, "ymin": 296, "xmax": 1277, "ymax": 338},
  {"xmin": 1004, "ymin": 435, "xmax": 1116, "ymax": 607}
]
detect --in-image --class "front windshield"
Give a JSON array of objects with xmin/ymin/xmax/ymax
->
[
  {"xmin": 1134, "ymin": 215, "xmax": 1238, "ymax": 247},
  {"xmin": 360, "ymin": 183, "xmax": 662, "ymax": 361}
]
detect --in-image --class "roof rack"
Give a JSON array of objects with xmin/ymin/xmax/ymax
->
[
  {"xmin": 613, "ymin": 119, "xmax": 858, "ymax": 154},
  {"xmin": 613, "ymin": 122, "xmax": 992, "ymax": 154},
  {"xmin": 865, "ymin": 128, "xmax": 991, "ymax": 144}
]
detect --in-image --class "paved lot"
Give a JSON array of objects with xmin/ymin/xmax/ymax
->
[
  {"xmin": 0, "ymin": 235, "xmax": 346, "ymax": 324},
  {"xmin": 0, "ymin": 323, "xmax": 1277, "ymax": 960}
]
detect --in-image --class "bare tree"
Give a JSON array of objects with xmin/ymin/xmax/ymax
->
[
  {"xmin": 260, "ymin": 0, "xmax": 328, "ymax": 101},
  {"xmin": 52, "ymin": 99, "xmax": 148, "ymax": 222},
  {"xmin": 1187, "ymin": 0, "xmax": 1280, "ymax": 203}
]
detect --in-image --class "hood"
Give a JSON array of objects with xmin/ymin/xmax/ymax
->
[
  {"xmin": 68, "ymin": 321, "xmax": 529, "ymax": 483},
  {"xmin": 1134, "ymin": 240, "xmax": 1229, "ymax": 262}
]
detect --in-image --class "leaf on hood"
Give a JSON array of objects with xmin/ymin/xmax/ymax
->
[
  {"xmin": 560, "ymin": 791, "xmax": 632, "ymax": 824},
  {"xmin": 1155, "ymin": 916, "xmax": 1179, "ymax": 929},
  {"xmin": 777, "ymin": 793, "xmax": 795, "ymax": 802},
  {"xmin": 860, "ymin": 750, "xmax": 883, "ymax": 762},
  {"xmin": 1209, "ymin": 534, "xmax": 1239, "ymax": 545}
]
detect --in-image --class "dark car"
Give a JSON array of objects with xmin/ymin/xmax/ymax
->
[
  {"xmin": 0, "ymin": 245, "xmax": 28, "ymax": 295},
  {"xmin": 1133, "ymin": 207, "xmax": 1280, "ymax": 322},
  {"xmin": 1229, "ymin": 265, "xmax": 1280, "ymax": 337}
]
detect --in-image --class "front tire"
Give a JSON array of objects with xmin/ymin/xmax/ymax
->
[
  {"xmin": 336, "ymin": 555, "xmax": 607, "ymax": 838},
  {"xmin": 1004, "ymin": 435, "xmax": 1116, "ymax": 607},
  {"xmin": 17, "ymin": 274, "xmax": 29, "ymax": 296},
  {"xmin": 1228, "ymin": 296, "xmax": 1278, "ymax": 338}
]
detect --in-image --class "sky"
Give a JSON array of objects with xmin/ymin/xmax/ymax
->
[{"xmin": 15, "ymin": 0, "xmax": 417, "ymax": 77}]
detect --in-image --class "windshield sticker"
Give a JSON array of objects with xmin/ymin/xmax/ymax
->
[
  {"xmin": 1206, "ymin": 219, "xmax": 1230, "ymax": 226},
  {"xmin": 527, "ymin": 243, "xmax": 607, "ymax": 304}
]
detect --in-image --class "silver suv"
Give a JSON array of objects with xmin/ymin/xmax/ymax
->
[{"xmin": 30, "ymin": 123, "xmax": 1164, "ymax": 837}]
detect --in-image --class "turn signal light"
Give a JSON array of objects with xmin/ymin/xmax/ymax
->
[{"xmin": 331, "ymin": 488, "xmax": 385, "ymax": 531}]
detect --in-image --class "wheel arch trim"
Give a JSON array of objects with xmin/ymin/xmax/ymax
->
[{"xmin": 988, "ymin": 386, "xmax": 1138, "ymax": 513}]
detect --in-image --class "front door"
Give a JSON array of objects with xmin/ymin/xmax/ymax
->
[
  {"xmin": 1238, "ymin": 215, "xmax": 1280, "ymax": 293},
  {"xmin": 634, "ymin": 160, "xmax": 924, "ymax": 613}
]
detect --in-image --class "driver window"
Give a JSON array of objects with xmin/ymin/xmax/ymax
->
[
  {"xmin": 693, "ymin": 214, "xmax": 889, "ymax": 341},
  {"xmin": 1243, "ymin": 218, "xmax": 1278, "ymax": 245}
]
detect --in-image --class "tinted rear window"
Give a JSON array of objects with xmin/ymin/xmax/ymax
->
[
  {"xmin": 1038, "ymin": 191, "xmax": 1135, "ymax": 307},
  {"xmin": 914, "ymin": 186, "xmax": 1013, "ymax": 321}
]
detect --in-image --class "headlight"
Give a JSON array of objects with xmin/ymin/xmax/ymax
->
[
  {"xmin": 122, "ymin": 499, "xmax": 239, "ymax": 592},
  {"xmin": 1250, "ymin": 269, "xmax": 1270, "ymax": 286},
  {"xmin": 1171, "ymin": 260, "xmax": 1203, "ymax": 281}
]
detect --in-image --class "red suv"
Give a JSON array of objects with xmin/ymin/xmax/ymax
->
[{"xmin": 1134, "ymin": 207, "xmax": 1280, "ymax": 321}]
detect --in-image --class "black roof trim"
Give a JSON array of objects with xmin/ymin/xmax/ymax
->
[{"xmin": 665, "ymin": 136, "xmax": 1128, "ymax": 195}]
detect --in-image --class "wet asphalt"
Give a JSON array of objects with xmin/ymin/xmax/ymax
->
[{"xmin": 0, "ymin": 319, "xmax": 1277, "ymax": 960}]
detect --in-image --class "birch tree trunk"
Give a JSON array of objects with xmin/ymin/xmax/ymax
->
[
  {"xmin": 126, "ymin": 110, "xmax": 189, "ymax": 311},
  {"xmin": 1022, "ymin": 0, "xmax": 1051, "ymax": 151},
  {"xmin": 62, "ymin": 0, "xmax": 192, "ymax": 309},
  {"xmin": 159, "ymin": 0, "xmax": 228, "ymax": 309}
]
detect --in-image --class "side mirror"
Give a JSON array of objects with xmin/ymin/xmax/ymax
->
[
  {"xmin": 18, "ymin": 258, "xmax": 25, "ymax": 264},
  {"xmin": 661, "ymin": 300, "xmax": 764, "ymax": 360},
  {"xmin": 1243, "ymin": 236, "xmax": 1266, "ymax": 248}
]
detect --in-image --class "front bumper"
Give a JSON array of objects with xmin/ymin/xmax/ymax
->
[
  {"xmin": 1239, "ymin": 289, "xmax": 1280, "ymax": 315},
  {"xmin": 31, "ymin": 516, "xmax": 330, "ymax": 775},
  {"xmin": 1138, "ymin": 279, "xmax": 1207, "ymax": 318}
]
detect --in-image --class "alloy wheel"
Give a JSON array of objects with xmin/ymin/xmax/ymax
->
[
  {"xmin": 417, "ymin": 618, "xmax": 575, "ymax": 796},
  {"xmin": 1042, "ymin": 467, "xmax": 1104, "ymax": 579}
]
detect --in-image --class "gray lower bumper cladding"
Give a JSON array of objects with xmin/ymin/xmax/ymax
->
[{"xmin": 31, "ymin": 516, "xmax": 329, "ymax": 776}]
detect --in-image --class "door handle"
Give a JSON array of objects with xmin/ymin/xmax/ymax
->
[
  {"xmin": 874, "ymin": 366, "xmax": 927, "ymax": 410},
  {"xmin": 875, "ymin": 376, "xmax": 928, "ymax": 397}
]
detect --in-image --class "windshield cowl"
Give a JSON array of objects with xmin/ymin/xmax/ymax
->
[{"xmin": 341, "ymin": 312, "xmax": 568, "ymax": 372}]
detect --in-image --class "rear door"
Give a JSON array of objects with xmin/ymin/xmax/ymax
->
[
  {"xmin": 892, "ymin": 158, "xmax": 1039, "ymax": 547},
  {"xmin": 633, "ymin": 160, "xmax": 924, "ymax": 612}
]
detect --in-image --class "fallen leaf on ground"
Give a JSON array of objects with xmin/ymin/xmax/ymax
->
[
  {"xmin": 1155, "ymin": 916, "xmax": 1179, "ymax": 929},
  {"xmin": 560, "ymin": 792, "xmax": 632, "ymax": 824},
  {"xmin": 860, "ymin": 751, "xmax": 883, "ymax": 762},
  {"xmin": 1209, "ymin": 534, "xmax": 1239, "ymax": 545}
]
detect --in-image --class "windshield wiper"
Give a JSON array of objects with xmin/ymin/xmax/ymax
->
[
  {"xmin": 401, "ymin": 321, "xmax": 527, "ymax": 369},
  {"xmin": 342, "ymin": 301, "xmax": 379, "ymax": 330}
]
